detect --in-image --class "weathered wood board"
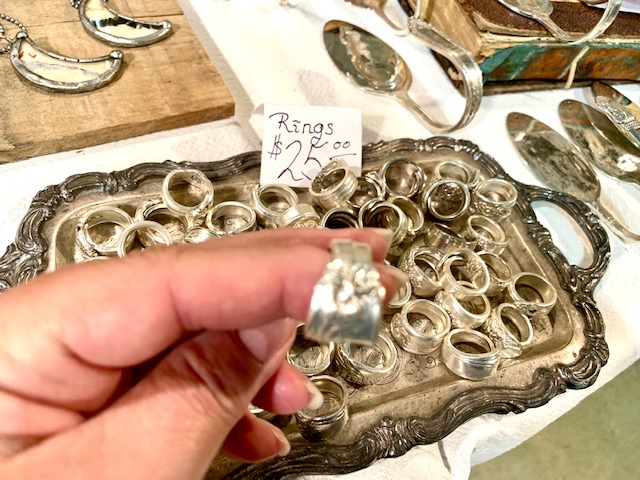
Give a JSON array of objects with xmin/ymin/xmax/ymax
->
[{"xmin": 0, "ymin": 0, "xmax": 235, "ymax": 163}]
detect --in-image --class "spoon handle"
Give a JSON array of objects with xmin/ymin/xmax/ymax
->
[
  {"xmin": 591, "ymin": 199, "xmax": 640, "ymax": 242},
  {"xmin": 406, "ymin": 18, "xmax": 483, "ymax": 133},
  {"xmin": 373, "ymin": 6, "xmax": 407, "ymax": 35}
]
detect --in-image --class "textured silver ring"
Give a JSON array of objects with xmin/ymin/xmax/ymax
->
[
  {"xmin": 478, "ymin": 251, "xmax": 511, "ymax": 297},
  {"xmin": 472, "ymin": 178, "xmax": 518, "ymax": 222},
  {"xmin": 378, "ymin": 157, "xmax": 426, "ymax": 199},
  {"xmin": 384, "ymin": 263, "xmax": 413, "ymax": 312},
  {"xmin": 398, "ymin": 245, "xmax": 442, "ymax": 297},
  {"xmin": 287, "ymin": 325, "xmax": 335, "ymax": 376},
  {"xmin": 482, "ymin": 303, "xmax": 533, "ymax": 359},
  {"xmin": 442, "ymin": 328, "xmax": 500, "ymax": 381},
  {"xmin": 436, "ymin": 290, "xmax": 491, "ymax": 329},
  {"xmin": 422, "ymin": 222, "xmax": 467, "ymax": 260},
  {"xmin": 434, "ymin": 159, "xmax": 479, "ymax": 189},
  {"xmin": 276, "ymin": 203, "xmax": 321, "ymax": 228},
  {"xmin": 321, "ymin": 207, "xmax": 359, "ymax": 229},
  {"xmin": 294, "ymin": 375, "xmax": 349, "ymax": 441},
  {"xmin": 335, "ymin": 333, "xmax": 398, "ymax": 385},
  {"xmin": 391, "ymin": 299, "xmax": 451, "ymax": 355},
  {"xmin": 309, "ymin": 159, "xmax": 358, "ymax": 211},
  {"xmin": 206, "ymin": 201, "xmax": 257, "ymax": 236},
  {"xmin": 161, "ymin": 169, "xmax": 214, "ymax": 223},
  {"xmin": 347, "ymin": 173, "xmax": 385, "ymax": 211},
  {"xmin": 437, "ymin": 249, "xmax": 490, "ymax": 301},
  {"xmin": 505, "ymin": 272, "xmax": 557, "ymax": 318},
  {"xmin": 464, "ymin": 215, "xmax": 507, "ymax": 255},
  {"xmin": 358, "ymin": 199, "xmax": 408, "ymax": 247},
  {"xmin": 77, "ymin": 205, "xmax": 134, "ymax": 258},
  {"xmin": 251, "ymin": 184, "xmax": 299, "ymax": 228},
  {"xmin": 388, "ymin": 195, "xmax": 425, "ymax": 242},
  {"xmin": 116, "ymin": 220, "xmax": 173, "ymax": 257},
  {"xmin": 424, "ymin": 178, "xmax": 471, "ymax": 222},
  {"xmin": 183, "ymin": 227, "xmax": 219, "ymax": 244},
  {"xmin": 135, "ymin": 198, "xmax": 190, "ymax": 245}
]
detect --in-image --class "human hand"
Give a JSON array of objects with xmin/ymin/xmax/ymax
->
[{"xmin": 0, "ymin": 228, "xmax": 395, "ymax": 479}]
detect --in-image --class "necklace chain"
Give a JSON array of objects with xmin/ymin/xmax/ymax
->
[{"xmin": 0, "ymin": 13, "xmax": 27, "ymax": 55}]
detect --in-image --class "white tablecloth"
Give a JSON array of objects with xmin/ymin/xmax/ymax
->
[{"xmin": 1, "ymin": 1, "xmax": 639, "ymax": 478}]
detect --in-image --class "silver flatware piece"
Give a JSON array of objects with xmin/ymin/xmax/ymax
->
[
  {"xmin": 496, "ymin": 0, "xmax": 622, "ymax": 43},
  {"xmin": 340, "ymin": 0, "xmax": 406, "ymax": 34},
  {"xmin": 591, "ymin": 81, "xmax": 640, "ymax": 150},
  {"xmin": 558, "ymin": 99, "xmax": 640, "ymax": 189},
  {"xmin": 506, "ymin": 111, "xmax": 640, "ymax": 242}
]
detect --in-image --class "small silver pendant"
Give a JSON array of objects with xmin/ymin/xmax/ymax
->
[
  {"xmin": 9, "ymin": 32, "xmax": 123, "ymax": 93},
  {"xmin": 78, "ymin": 0, "xmax": 173, "ymax": 48}
]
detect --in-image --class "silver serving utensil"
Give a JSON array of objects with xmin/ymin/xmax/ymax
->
[
  {"xmin": 496, "ymin": 0, "xmax": 622, "ymax": 43},
  {"xmin": 591, "ymin": 81, "xmax": 640, "ymax": 151},
  {"xmin": 506, "ymin": 111, "xmax": 640, "ymax": 242},
  {"xmin": 323, "ymin": 20, "xmax": 482, "ymax": 133},
  {"xmin": 559, "ymin": 99, "xmax": 640, "ymax": 189},
  {"xmin": 341, "ymin": 0, "xmax": 406, "ymax": 34}
]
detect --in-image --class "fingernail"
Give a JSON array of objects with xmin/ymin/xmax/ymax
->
[
  {"xmin": 305, "ymin": 380, "xmax": 325, "ymax": 410},
  {"xmin": 381, "ymin": 264, "xmax": 410, "ymax": 285},
  {"xmin": 238, "ymin": 319, "xmax": 293, "ymax": 362},
  {"xmin": 371, "ymin": 228, "xmax": 394, "ymax": 249},
  {"xmin": 273, "ymin": 428, "xmax": 291, "ymax": 457}
]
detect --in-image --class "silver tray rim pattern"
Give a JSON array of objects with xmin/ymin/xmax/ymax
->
[{"xmin": 0, "ymin": 137, "xmax": 610, "ymax": 478}]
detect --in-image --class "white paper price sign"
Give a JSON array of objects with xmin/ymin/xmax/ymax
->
[{"xmin": 260, "ymin": 104, "xmax": 362, "ymax": 187}]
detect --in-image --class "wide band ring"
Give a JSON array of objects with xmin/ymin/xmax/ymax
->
[
  {"xmin": 436, "ymin": 290, "xmax": 491, "ymax": 329},
  {"xmin": 77, "ymin": 205, "xmax": 134, "ymax": 258},
  {"xmin": 478, "ymin": 251, "xmax": 512, "ymax": 297},
  {"xmin": 135, "ymin": 198, "xmax": 190, "ymax": 245},
  {"xmin": 437, "ymin": 249, "xmax": 490, "ymax": 301},
  {"xmin": 335, "ymin": 333, "xmax": 399, "ymax": 385},
  {"xmin": 305, "ymin": 239, "xmax": 385, "ymax": 344},
  {"xmin": 321, "ymin": 207, "xmax": 359, "ymax": 229},
  {"xmin": 434, "ymin": 159, "xmax": 479, "ymax": 189},
  {"xmin": 398, "ymin": 245, "xmax": 442, "ymax": 297},
  {"xmin": 391, "ymin": 299, "xmax": 451, "ymax": 355},
  {"xmin": 183, "ymin": 227, "xmax": 219, "ymax": 244},
  {"xmin": 422, "ymin": 222, "xmax": 467, "ymax": 260},
  {"xmin": 442, "ymin": 328, "xmax": 500, "ymax": 381},
  {"xmin": 464, "ymin": 215, "xmax": 508, "ymax": 255},
  {"xmin": 294, "ymin": 375, "xmax": 349, "ymax": 441},
  {"xmin": 384, "ymin": 263, "xmax": 412, "ymax": 312},
  {"xmin": 161, "ymin": 169, "xmax": 214, "ymax": 223},
  {"xmin": 482, "ymin": 303, "xmax": 533, "ymax": 359},
  {"xmin": 388, "ymin": 195, "xmax": 425, "ymax": 242},
  {"xmin": 309, "ymin": 160, "xmax": 358, "ymax": 211},
  {"xmin": 505, "ymin": 272, "xmax": 557, "ymax": 318},
  {"xmin": 287, "ymin": 324, "xmax": 335, "ymax": 376},
  {"xmin": 424, "ymin": 178, "xmax": 471, "ymax": 222},
  {"xmin": 347, "ymin": 173, "xmax": 385, "ymax": 211},
  {"xmin": 251, "ymin": 184, "xmax": 299, "ymax": 228},
  {"xmin": 378, "ymin": 157, "xmax": 426, "ymax": 199},
  {"xmin": 472, "ymin": 178, "xmax": 518, "ymax": 222},
  {"xmin": 116, "ymin": 220, "xmax": 173, "ymax": 257},
  {"xmin": 206, "ymin": 201, "xmax": 257, "ymax": 236},
  {"xmin": 358, "ymin": 199, "xmax": 408, "ymax": 247},
  {"xmin": 276, "ymin": 203, "xmax": 321, "ymax": 228}
]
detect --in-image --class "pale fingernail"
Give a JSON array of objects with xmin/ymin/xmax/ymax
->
[
  {"xmin": 371, "ymin": 228, "xmax": 394, "ymax": 249},
  {"xmin": 273, "ymin": 428, "xmax": 291, "ymax": 457},
  {"xmin": 305, "ymin": 380, "xmax": 325, "ymax": 410},
  {"xmin": 238, "ymin": 320, "xmax": 292, "ymax": 362},
  {"xmin": 381, "ymin": 264, "xmax": 410, "ymax": 285}
]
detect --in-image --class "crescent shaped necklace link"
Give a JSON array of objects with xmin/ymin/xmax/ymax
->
[{"xmin": 0, "ymin": 13, "xmax": 123, "ymax": 93}]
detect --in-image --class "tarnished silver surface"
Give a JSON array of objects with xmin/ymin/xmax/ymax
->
[
  {"xmin": 0, "ymin": 138, "xmax": 611, "ymax": 479},
  {"xmin": 507, "ymin": 112, "xmax": 640, "ymax": 242},
  {"xmin": 592, "ymin": 81, "xmax": 640, "ymax": 151},
  {"xmin": 483, "ymin": 303, "xmax": 533, "ymax": 359},
  {"xmin": 495, "ymin": 0, "xmax": 622, "ymax": 43},
  {"xmin": 324, "ymin": 19, "xmax": 482, "ymax": 133},
  {"xmin": 558, "ymin": 99, "xmax": 640, "ymax": 189}
]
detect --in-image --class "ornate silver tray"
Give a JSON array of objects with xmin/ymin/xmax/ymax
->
[{"xmin": 0, "ymin": 137, "xmax": 610, "ymax": 479}]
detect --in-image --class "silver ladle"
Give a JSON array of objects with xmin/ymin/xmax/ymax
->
[
  {"xmin": 559, "ymin": 99, "xmax": 640, "ymax": 190},
  {"xmin": 323, "ymin": 20, "xmax": 482, "ymax": 133},
  {"xmin": 506, "ymin": 111, "xmax": 640, "ymax": 242},
  {"xmin": 496, "ymin": 0, "xmax": 622, "ymax": 44}
]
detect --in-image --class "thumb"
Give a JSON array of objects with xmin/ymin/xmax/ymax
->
[{"xmin": 5, "ymin": 319, "xmax": 298, "ymax": 480}]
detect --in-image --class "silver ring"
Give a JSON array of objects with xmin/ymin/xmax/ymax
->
[
  {"xmin": 161, "ymin": 169, "xmax": 214, "ymax": 223},
  {"xmin": 305, "ymin": 239, "xmax": 386, "ymax": 344},
  {"xmin": 388, "ymin": 195, "xmax": 425, "ymax": 242},
  {"xmin": 135, "ymin": 198, "xmax": 191, "ymax": 245},
  {"xmin": 442, "ymin": 328, "xmax": 500, "ymax": 381},
  {"xmin": 358, "ymin": 199, "xmax": 408, "ymax": 247},
  {"xmin": 116, "ymin": 220, "xmax": 173, "ymax": 258},
  {"xmin": 276, "ymin": 203, "xmax": 321, "ymax": 228},
  {"xmin": 391, "ymin": 299, "xmax": 451, "ymax": 355},
  {"xmin": 464, "ymin": 215, "xmax": 507, "ymax": 255},
  {"xmin": 378, "ymin": 157, "xmax": 426, "ymax": 199},
  {"xmin": 435, "ymin": 290, "xmax": 491, "ymax": 329},
  {"xmin": 321, "ymin": 207, "xmax": 359, "ymax": 229},
  {"xmin": 505, "ymin": 272, "xmax": 557, "ymax": 318},
  {"xmin": 294, "ymin": 375, "xmax": 349, "ymax": 441},
  {"xmin": 398, "ymin": 245, "xmax": 442, "ymax": 297},
  {"xmin": 347, "ymin": 173, "xmax": 384, "ymax": 211},
  {"xmin": 422, "ymin": 222, "xmax": 467, "ymax": 260},
  {"xmin": 472, "ymin": 178, "xmax": 518, "ymax": 222},
  {"xmin": 309, "ymin": 159, "xmax": 358, "ymax": 211},
  {"xmin": 287, "ymin": 324, "xmax": 335, "ymax": 376},
  {"xmin": 434, "ymin": 159, "xmax": 479, "ymax": 189},
  {"xmin": 478, "ymin": 251, "xmax": 511, "ymax": 297},
  {"xmin": 183, "ymin": 227, "xmax": 219, "ymax": 244},
  {"xmin": 251, "ymin": 184, "xmax": 299, "ymax": 228},
  {"xmin": 437, "ymin": 249, "xmax": 490, "ymax": 301},
  {"xmin": 76, "ymin": 205, "xmax": 134, "ymax": 258},
  {"xmin": 206, "ymin": 201, "xmax": 257, "ymax": 236},
  {"xmin": 482, "ymin": 303, "xmax": 533, "ymax": 359},
  {"xmin": 335, "ymin": 333, "xmax": 398, "ymax": 385},
  {"xmin": 424, "ymin": 178, "xmax": 471, "ymax": 222},
  {"xmin": 384, "ymin": 262, "xmax": 412, "ymax": 312}
]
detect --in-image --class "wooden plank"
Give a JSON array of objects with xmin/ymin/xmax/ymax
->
[{"xmin": 0, "ymin": 0, "xmax": 235, "ymax": 163}]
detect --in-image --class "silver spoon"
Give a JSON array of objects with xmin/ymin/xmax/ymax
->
[
  {"xmin": 506, "ymin": 111, "xmax": 640, "ymax": 242},
  {"xmin": 340, "ymin": 0, "xmax": 407, "ymax": 34},
  {"xmin": 323, "ymin": 20, "xmax": 481, "ymax": 133},
  {"xmin": 496, "ymin": 0, "xmax": 622, "ymax": 43},
  {"xmin": 591, "ymin": 81, "xmax": 640, "ymax": 151},
  {"xmin": 558, "ymin": 99, "xmax": 640, "ymax": 190}
]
